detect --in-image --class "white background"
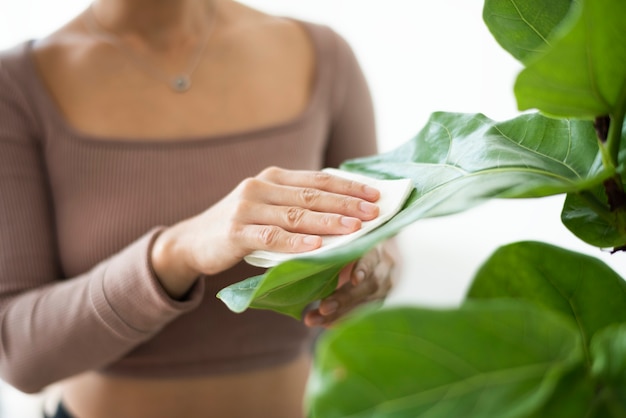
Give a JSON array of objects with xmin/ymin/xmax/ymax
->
[{"xmin": 1, "ymin": 1, "xmax": 625, "ymax": 417}]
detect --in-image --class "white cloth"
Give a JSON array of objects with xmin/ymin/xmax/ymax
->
[{"xmin": 244, "ymin": 168, "xmax": 413, "ymax": 268}]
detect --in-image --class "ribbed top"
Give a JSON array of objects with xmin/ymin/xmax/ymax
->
[{"xmin": 0, "ymin": 20, "xmax": 376, "ymax": 393}]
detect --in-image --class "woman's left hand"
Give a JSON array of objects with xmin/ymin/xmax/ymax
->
[{"xmin": 304, "ymin": 242, "xmax": 397, "ymax": 328}]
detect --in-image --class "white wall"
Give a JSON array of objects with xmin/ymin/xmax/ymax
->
[{"xmin": 1, "ymin": 1, "xmax": 624, "ymax": 417}]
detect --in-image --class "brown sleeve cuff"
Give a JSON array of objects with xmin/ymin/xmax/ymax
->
[{"xmin": 89, "ymin": 228, "xmax": 205, "ymax": 340}]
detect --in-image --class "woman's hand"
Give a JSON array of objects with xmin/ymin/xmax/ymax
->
[
  {"xmin": 303, "ymin": 241, "xmax": 397, "ymax": 328},
  {"xmin": 151, "ymin": 167, "xmax": 381, "ymax": 298}
]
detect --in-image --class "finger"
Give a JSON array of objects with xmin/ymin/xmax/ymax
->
[
  {"xmin": 305, "ymin": 294, "xmax": 376, "ymax": 328},
  {"xmin": 257, "ymin": 182, "xmax": 380, "ymax": 221},
  {"xmin": 237, "ymin": 177, "xmax": 379, "ymax": 221},
  {"xmin": 303, "ymin": 309, "xmax": 327, "ymax": 328},
  {"xmin": 337, "ymin": 261, "xmax": 356, "ymax": 288},
  {"xmin": 322, "ymin": 279, "xmax": 379, "ymax": 316},
  {"xmin": 257, "ymin": 167, "xmax": 380, "ymax": 202},
  {"xmin": 350, "ymin": 249, "xmax": 381, "ymax": 286},
  {"xmin": 234, "ymin": 224, "xmax": 322, "ymax": 254},
  {"xmin": 237, "ymin": 202, "xmax": 363, "ymax": 236},
  {"xmin": 304, "ymin": 308, "xmax": 349, "ymax": 328},
  {"xmin": 362, "ymin": 244, "xmax": 397, "ymax": 300}
]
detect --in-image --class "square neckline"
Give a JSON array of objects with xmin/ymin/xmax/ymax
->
[{"xmin": 22, "ymin": 18, "xmax": 327, "ymax": 148}]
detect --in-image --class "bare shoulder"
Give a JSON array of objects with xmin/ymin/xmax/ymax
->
[
  {"xmin": 221, "ymin": 1, "xmax": 314, "ymax": 58},
  {"xmin": 30, "ymin": 11, "xmax": 95, "ymax": 68}
]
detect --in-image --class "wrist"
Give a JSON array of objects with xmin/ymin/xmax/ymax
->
[{"xmin": 150, "ymin": 225, "xmax": 199, "ymax": 299}]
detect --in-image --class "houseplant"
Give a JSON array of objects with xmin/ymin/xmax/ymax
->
[
  {"xmin": 303, "ymin": 0, "xmax": 626, "ymax": 416},
  {"xmin": 216, "ymin": 0, "xmax": 624, "ymax": 415}
]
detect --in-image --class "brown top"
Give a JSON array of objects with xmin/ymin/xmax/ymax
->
[{"xmin": 0, "ymin": 20, "xmax": 376, "ymax": 393}]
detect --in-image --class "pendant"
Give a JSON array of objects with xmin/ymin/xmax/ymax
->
[{"xmin": 172, "ymin": 75, "xmax": 191, "ymax": 93}]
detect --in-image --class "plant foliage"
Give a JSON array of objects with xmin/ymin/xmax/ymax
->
[
  {"xmin": 304, "ymin": 0, "xmax": 626, "ymax": 416},
  {"xmin": 217, "ymin": 0, "xmax": 626, "ymax": 414},
  {"xmin": 218, "ymin": 110, "xmax": 622, "ymax": 318}
]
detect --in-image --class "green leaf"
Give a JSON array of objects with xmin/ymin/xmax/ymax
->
[
  {"xmin": 561, "ymin": 188, "xmax": 626, "ymax": 248},
  {"xmin": 590, "ymin": 324, "xmax": 626, "ymax": 416},
  {"xmin": 341, "ymin": 113, "xmax": 604, "ymax": 198},
  {"xmin": 514, "ymin": 0, "xmax": 626, "ymax": 118},
  {"xmin": 483, "ymin": 0, "xmax": 573, "ymax": 63},
  {"xmin": 307, "ymin": 301, "xmax": 582, "ymax": 418},
  {"xmin": 561, "ymin": 122, "xmax": 626, "ymax": 248},
  {"xmin": 217, "ymin": 261, "xmax": 342, "ymax": 319},
  {"xmin": 466, "ymin": 241, "xmax": 626, "ymax": 361},
  {"xmin": 218, "ymin": 112, "xmax": 610, "ymax": 317}
]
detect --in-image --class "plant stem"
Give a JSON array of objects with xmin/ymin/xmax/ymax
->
[{"xmin": 606, "ymin": 81, "xmax": 626, "ymax": 169}]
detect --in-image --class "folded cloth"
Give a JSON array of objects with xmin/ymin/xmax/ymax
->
[{"xmin": 244, "ymin": 168, "xmax": 413, "ymax": 268}]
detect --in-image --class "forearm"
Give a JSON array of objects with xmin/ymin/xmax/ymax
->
[{"xmin": 0, "ymin": 229, "xmax": 204, "ymax": 393}]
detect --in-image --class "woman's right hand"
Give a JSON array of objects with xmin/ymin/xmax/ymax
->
[{"xmin": 150, "ymin": 167, "xmax": 381, "ymax": 299}]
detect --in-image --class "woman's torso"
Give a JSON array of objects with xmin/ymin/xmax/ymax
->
[{"xmin": 29, "ymin": 1, "xmax": 329, "ymax": 416}]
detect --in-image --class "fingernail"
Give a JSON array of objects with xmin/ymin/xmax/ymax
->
[
  {"xmin": 302, "ymin": 235, "xmax": 321, "ymax": 246},
  {"xmin": 364, "ymin": 185, "xmax": 380, "ymax": 199},
  {"xmin": 340, "ymin": 216, "xmax": 360, "ymax": 229},
  {"xmin": 354, "ymin": 270, "xmax": 365, "ymax": 284},
  {"xmin": 359, "ymin": 201, "xmax": 378, "ymax": 215}
]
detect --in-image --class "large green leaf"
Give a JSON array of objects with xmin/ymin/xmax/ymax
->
[
  {"xmin": 307, "ymin": 301, "xmax": 582, "ymax": 418},
  {"xmin": 483, "ymin": 0, "xmax": 573, "ymax": 63},
  {"xmin": 514, "ymin": 0, "xmax": 626, "ymax": 118},
  {"xmin": 218, "ymin": 112, "xmax": 609, "ymax": 317},
  {"xmin": 466, "ymin": 241, "xmax": 626, "ymax": 359}
]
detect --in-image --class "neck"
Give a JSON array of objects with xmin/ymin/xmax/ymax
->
[{"xmin": 91, "ymin": 0, "xmax": 220, "ymax": 47}]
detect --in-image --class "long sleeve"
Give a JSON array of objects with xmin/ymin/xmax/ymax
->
[
  {"xmin": 0, "ymin": 63, "xmax": 205, "ymax": 393},
  {"xmin": 324, "ymin": 29, "xmax": 378, "ymax": 167}
]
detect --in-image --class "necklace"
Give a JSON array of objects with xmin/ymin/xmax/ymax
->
[{"xmin": 84, "ymin": 3, "xmax": 217, "ymax": 93}]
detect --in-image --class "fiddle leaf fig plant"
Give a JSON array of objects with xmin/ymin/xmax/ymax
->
[
  {"xmin": 302, "ymin": 0, "xmax": 626, "ymax": 416},
  {"xmin": 219, "ymin": 0, "xmax": 626, "ymax": 413},
  {"xmin": 218, "ymin": 0, "xmax": 625, "ymax": 319},
  {"xmin": 218, "ymin": 110, "xmax": 617, "ymax": 318}
]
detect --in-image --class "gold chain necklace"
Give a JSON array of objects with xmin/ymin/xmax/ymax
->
[{"xmin": 84, "ymin": 3, "xmax": 217, "ymax": 93}]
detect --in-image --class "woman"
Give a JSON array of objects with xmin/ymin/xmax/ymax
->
[{"xmin": 0, "ymin": 0, "xmax": 395, "ymax": 417}]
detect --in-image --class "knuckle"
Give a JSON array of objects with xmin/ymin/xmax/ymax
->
[
  {"xmin": 313, "ymin": 171, "xmax": 332, "ymax": 187},
  {"xmin": 258, "ymin": 166, "xmax": 281, "ymax": 180},
  {"xmin": 320, "ymin": 214, "xmax": 335, "ymax": 227},
  {"xmin": 258, "ymin": 226, "xmax": 281, "ymax": 247},
  {"xmin": 285, "ymin": 207, "xmax": 306, "ymax": 229},
  {"xmin": 340, "ymin": 196, "xmax": 354, "ymax": 211},
  {"xmin": 238, "ymin": 177, "xmax": 260, "ymax": 196},
  {"xmin": 286, "ymin": 234, "xmax": 301, "ymax": 250},
  {"xmin": 362, "ymin": 251, "xmax": 380, "ymax": 269},
  {"xmin": 300, "ymin": 187, "xmax": 321, "ymax": 206},
  {"xmin": 346, "ymin": 180, "xmax": 360, "ymax": 193}
]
